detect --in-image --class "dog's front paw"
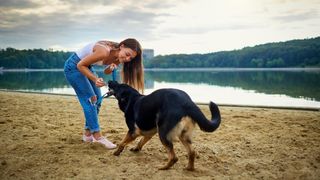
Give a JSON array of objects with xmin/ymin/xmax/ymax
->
[
  {"xmin": 130, "ymin": 147, "xmax": 141, "ymax": 152},
  {"xmin": 113, "ymin": 150, "xmax": 121, "ymax": 156},
  {"xmin": 184, "ymin": 166, "xmax": 195, "ymax": 171},
  {"xmin": 113, "ymin": 146, "xmax": 124, "ymax": 156}
]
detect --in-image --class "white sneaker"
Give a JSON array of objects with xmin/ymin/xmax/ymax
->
[
  {"xmin": 93, "ymin": 136, "xmax": 117, "ymax": 149},
  {"xmin": 82, "ymin": 134, "xmax": 93, "ymax": 142}
]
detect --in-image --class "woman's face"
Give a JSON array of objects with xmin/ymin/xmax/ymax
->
[{"xmin": 118, "ymin": 45, "xmax": 137, "ymax": 63}]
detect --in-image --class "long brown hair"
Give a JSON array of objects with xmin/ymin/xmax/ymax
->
[{"xmin": 118, "ymin": 38, "xmax": 144, "ymax": 93}]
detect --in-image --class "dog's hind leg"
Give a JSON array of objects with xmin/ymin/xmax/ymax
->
[
  {"xmin": 179, "ymin": 130, "xmax": 195, "ymax": 171},
  {"xmin": 113, "ymin": 132, "xmax": 138, "ymax": 156},
  {"xmin": 158, "ymin": 132, "xmax": 178, "ymax": 170},
  {"xmin": 158, "ymin": 142, "xmax": 178, "ymax": 170}
]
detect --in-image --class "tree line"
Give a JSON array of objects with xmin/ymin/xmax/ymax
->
[
  {"xmin": 145, "ymin": 37, "xmax": 320, "ymax": 68},
  {"xmin": 0, "ymin": 48, "xmax": 71, "ymax": 69},
  {"xmin": 0, "ymin": 37, "xmax": 319, "ymax": 69}
]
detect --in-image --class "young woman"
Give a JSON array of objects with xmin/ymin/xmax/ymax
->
[{"xmin": 64, "ymin": 38, "xmax": 144, "ymax": 149}]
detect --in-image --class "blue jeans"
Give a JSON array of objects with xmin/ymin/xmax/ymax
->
[{"xmin": 64, "ymin": 53, "xmax": 102, "ymax": 133}]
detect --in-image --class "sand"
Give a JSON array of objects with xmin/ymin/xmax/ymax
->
[{"xmin": 0, "ymin": 91, "xmax": 319, "ymax": 179}]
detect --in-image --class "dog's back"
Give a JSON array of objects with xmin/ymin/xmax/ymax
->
[
  {"xmin": 134, "ymin": 88, "xmax": 195, "ymax": 129},
  {"xmin": 137, "ymin": 88, "xmax": 220, "ymax": 133}
]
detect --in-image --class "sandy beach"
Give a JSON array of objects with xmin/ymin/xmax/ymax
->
[{"xmin": 0, "ymin": 91, "xmax": 319, "ymax": 179}]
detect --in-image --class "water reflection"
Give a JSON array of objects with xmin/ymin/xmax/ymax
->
[
  {"xmin": 145, "ymin": 70, "xmax": 320, "ymax": 101},
  {"xmin": 0, "ymin": 69, "xmax": 319, "ymax": 105}
]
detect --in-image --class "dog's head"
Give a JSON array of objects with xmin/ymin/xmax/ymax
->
[{"xmin": 107, "ymin": 80, "xmax": 140, "ymax": 112}]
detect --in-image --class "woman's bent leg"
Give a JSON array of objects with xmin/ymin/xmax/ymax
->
[{"xmin": 65, "ymin": 70, "xmax": 100, "ymax": 133}]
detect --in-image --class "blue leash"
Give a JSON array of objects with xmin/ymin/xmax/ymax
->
[
  {"xmin": 112, "ymin": 68, "xmax": 117, "ymax": 82},
  {"xmin": 96, "ymin": 69, "xmax": 116, "ymax": 106}
]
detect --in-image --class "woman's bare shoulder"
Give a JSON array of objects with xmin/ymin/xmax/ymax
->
[{"xmin": 97, "ymin": 40, "xmax": 118, "ymax": 48}]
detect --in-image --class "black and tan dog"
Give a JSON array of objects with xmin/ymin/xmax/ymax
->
[{"xmin": 108, "ymin": 81, "xmax": 221, "ymax": 171}]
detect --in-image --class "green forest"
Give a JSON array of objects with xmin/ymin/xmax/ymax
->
[
  {"xmin": 0, "ymin": 37, "xmax": 319, "ymax": 69},
  {"xmin": 145, "ymin": 37, "xmax": 320, "ymax": 68},
  {"xmin": 0, "ymin": 48, "xmax": 71, "ymax": 69}
]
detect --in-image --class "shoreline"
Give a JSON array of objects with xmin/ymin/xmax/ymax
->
[
  {"xmin": 1, "ymin": 89, "xmax": 319, "ymax": 111},
  {"xmin": 1, "ymin": 67, "xmax": 320, "ymax": 72},
  {"xmin": 0, "ymin": 91, "xmax": 319, "ymax": 179}
]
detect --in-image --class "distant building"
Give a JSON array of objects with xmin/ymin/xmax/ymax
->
[{"xmin": 143, "ymin": 49, "xmax": 154, "ymax": 60}]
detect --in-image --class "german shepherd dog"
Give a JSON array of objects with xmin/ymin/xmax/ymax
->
[{"xmin": 107, "ymin": 81, "xmax": 221, "ymax": 171}]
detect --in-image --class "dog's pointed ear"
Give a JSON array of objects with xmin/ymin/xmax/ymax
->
[
  {"xmin": 108, "ymin": 80, "xmax": 119, "ymax": 89},
  {"xmin": 107, "ymin": 80, "xmax": 113, "ymax": 85}
]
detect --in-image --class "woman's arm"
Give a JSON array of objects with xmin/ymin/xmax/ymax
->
[{"xmin": 77, "ymin": 46, "xmax": 108, "ymax": 87}]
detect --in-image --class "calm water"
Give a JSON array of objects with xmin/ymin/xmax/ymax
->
[{"xmin": 1, "ymin": 68, "xmax": 320, "ymax": 108}]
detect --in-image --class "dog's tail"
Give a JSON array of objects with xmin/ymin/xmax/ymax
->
[{"xmin": 188, "ymin": 101, "xmax": 221, "ymax": 132}]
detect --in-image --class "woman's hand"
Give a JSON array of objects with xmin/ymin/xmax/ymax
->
[
  {"xmin": 95, "ymin": 77, "xmax": 106, "ymax": 87},
  {"xmin": 104, "ymin": 63, "xmax": 118, "ymax": 74}
]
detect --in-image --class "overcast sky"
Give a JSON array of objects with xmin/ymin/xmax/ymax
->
[{"xmin": 0, "ymin": 0, "xmax": 319, "ymax": 55}]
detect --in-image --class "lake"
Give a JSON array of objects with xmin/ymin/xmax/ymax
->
[{"xmin": 1, "ymin": 68, "xmax": 320, "ymax": 108}]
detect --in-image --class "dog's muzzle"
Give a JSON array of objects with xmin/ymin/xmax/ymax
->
[{"xmin": 105, "ymin": 89, "xmax": 114, "ymax": 97}]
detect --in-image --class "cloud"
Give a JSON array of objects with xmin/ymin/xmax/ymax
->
[
  {"xmin": 163, "ymin": 23, "xmax": 263, "ymax": 35},
  {"xmin": 0, "ymin": 0, "xmax": 40, "ymax": 8},
  {"xmin": 0, "ymin": 0, "xmax": 319, "ymax": 54},
  {"xmin": 0, "ymin": 0, "xmax": 185, "ymax": 49},
  {"xmin": 272, "ymin": 9, "xmax": 319, "ymax": 23}
]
